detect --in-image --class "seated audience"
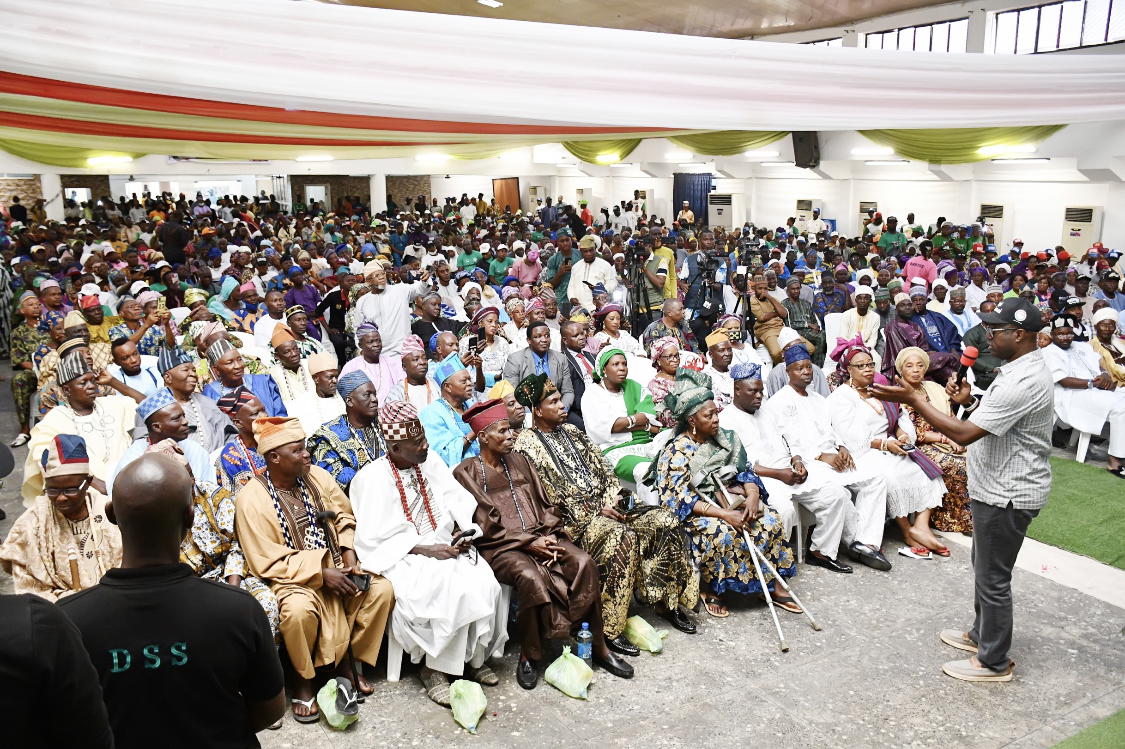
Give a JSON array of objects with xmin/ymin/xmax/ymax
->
[
  {"xmin": 309, "ymin": 370, "xmax": 386, "ymax": 492},
  {"xmin": 420, "ymin": 354, "xmax": 481, "ymax": 467}
]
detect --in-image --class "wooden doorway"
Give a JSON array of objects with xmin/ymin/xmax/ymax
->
[{"xmin": 492, "ymin": 177, "xmax": 520, "ymax": 214}]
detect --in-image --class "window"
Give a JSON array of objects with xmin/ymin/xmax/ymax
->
[
  {"xmin": 864, "ymin": 18, "xmax": 969, "ymax": 52},
  {"xmin": 992, "ymin": 0, "xmax": 1125, "ymax": 53},
  {"xmin": 805, "ymin": 37, "xmax": 843, "ymax": 47}
]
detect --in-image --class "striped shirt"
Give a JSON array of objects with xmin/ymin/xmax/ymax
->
[{"xmin": 967, "ymin": 348, "xmax": 1054, "ymax": 510}]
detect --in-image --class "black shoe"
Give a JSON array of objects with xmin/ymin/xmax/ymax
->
[
  {"xmin": 606, "ymin": 635, "xmax": 640, "ymax": 657},
  {"xmin": 848, "ymin": 542, "xmax": 892, "ymax": 571},
  {"xmin": 805, "ymin": 552, "xmax": 853, "ymax": 573},
  {"xmin": 593, "ymin": 651, "xmax": 634, "ymax": 679},
  {"xmin": 657, "ymin": 606, "xmax": 698, "ymax": 634},
  {"xmin": 516, "ymin": 657, "xmax": 538, "ymax": 690}
]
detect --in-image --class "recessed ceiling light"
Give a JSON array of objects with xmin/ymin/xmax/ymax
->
[
  {"xmin": 990, "ymin": 157, "xmax": 1050, "ymax": 163},
  {"xmin": 978, "ymin": 143, "xmax": 1036, "ymax": 156},
  {"xmin": 759, "ymin": 161, "xmax": 794, "ymax": 166},
  {"xmin": 477, "ymin": 0, "xmax": 503, "ymax": 8},
  {"xmin": 851, "ymin": 146, "xmax": 894, "ymax": 156},
  {"xmin": 594, "ymin": 153, "xmax": 620, "ymax": 164},
  {"xmin": 296, "ymin": 154, "xmax": 333, "ymax": 162}
]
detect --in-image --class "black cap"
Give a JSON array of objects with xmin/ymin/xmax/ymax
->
[
  {"xmin": 978, "ymin": 296, "xmax": 1043, "ymax": 331},
  {"xmin": 1100, "ymin": 269, "xmax": 1120, "ymax": 282},
  {"xmin": 1064, "ymin": 295, "xmax": 1084, "ymax": 307}
]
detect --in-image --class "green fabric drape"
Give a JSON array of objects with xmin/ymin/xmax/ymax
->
[
  {"xmin": 858, "ymin": 126, "xmax": 1065, "ymax": 164},
  {"xmin": 561, "ymin": 139, "xmax": 641, "ymax": 164},
  {"xmin": 0, "ymin": 139, "xmax": 145, "ymax": 168},
  {"xmin": 666, "ymin": 130, "xmax": 787, "ymax": 156}
]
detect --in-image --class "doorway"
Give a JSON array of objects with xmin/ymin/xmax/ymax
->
[
  {"xmin": 492, "ymin": 177, "xmax": 520, "ymax": 214},
  {"xmin": 304, "ymin": 184, "xmax": 328, "ymax": 211}
]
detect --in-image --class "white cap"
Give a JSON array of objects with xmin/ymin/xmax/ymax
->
[
  {"xmin": 777, "ymin": 327, "xmax": 801, "ymax": 348},
  {"xmin": 853, "ymin": 285, "xmax": 874, "ymax": 298},
  {"xmin": 911, "ymin": 276, "xmax": 927, "ymax": 287},
  {"xmin": 1092, "ymin": 307, "xmax": 1118, "ymax": 325}
]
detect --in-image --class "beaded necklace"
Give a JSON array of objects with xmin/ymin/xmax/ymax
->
[
  {"xmin": 477, "ymin": 455, "xmax": 527, "ymax": 529},
  {"xmin": 262, "ymin": 472, "xmax": 326, "ymax": 552},
  {"xmin": 389, "ymin": 460, "xmax": 438, "ymax": 533}
]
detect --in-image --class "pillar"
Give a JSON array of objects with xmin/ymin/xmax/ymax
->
[
  {"xmin": 368, "ymin": 173, "xmax": 387, "ymax": 213},
  {"xmin": 966, "ymin": 9, "xmax": 988, "ymax": 54},
  {"xmin": 842, "ymin": 29, "xmax": 859, "ymax": 48},
  {"xmin": 39, "ymin": 173, "xmax": 64, "ymax": 222}
]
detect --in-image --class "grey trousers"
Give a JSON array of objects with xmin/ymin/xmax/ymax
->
[{"xmin": 968, "ymin": 499, "xmax": 1040, "ymax": 671}]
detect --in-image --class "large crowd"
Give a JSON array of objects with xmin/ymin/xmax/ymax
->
[{"xmin": 0, "ymin": 188, "xmax": 1123, "ymax": 745}]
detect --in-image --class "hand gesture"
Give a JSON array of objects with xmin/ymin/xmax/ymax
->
[
  {"xmin": 322, "ymin": 567, "xmax": 359, "ymax": 598},
  {"xmin": 528, "ymin": 535, "xmax": 563, "ymax": 562},
  {"xmin": 944, "ymin": 375, "xmax": 973, "ymax": 405},
  {"xmin": 884, "ymin": 438, "xmax": 908, "ymax": 456}
]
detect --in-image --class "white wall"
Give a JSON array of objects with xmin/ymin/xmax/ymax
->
[{"xmin": 430, "ymin": 175, "xmax": 496, "ymax": 203}]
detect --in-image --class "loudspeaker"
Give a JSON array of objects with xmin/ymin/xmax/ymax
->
[{"xmin": 792, "ymin": 131, "xmax": 820, "ymax": 169}]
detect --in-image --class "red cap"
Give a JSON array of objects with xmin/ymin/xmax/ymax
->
[
  {"xmin": 78, "ymin": 295, "xmax": 101, "ymax": 310},
  {"xmin": 1021, "ymin": 251, "xmax": 1032, "ymax": 259},
  {"xmin": 1036, "ymin": 251, "xmax": 1049, "ymax": 260},
  {"xmin": 972, "ymin": 243, "xmax": 984, "ymax": 252},
  {"xmin": 1057, "ymin": 251, "xmax": 1070, "ymax": 261},
  {"xmin": 1093, "ymin": 242, "xmax": 1104, "ymax": 249},
  {"xmin": 461, "ymin": 398, "xmax": 510, "ymax": 434}
]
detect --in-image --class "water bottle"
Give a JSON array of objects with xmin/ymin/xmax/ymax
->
[{"xmin": 575, "ymin": 622, "xmax": 593, "ymax": 667}]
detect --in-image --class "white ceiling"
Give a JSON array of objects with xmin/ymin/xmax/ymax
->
[{"xmin": 319, "ymin": 0, "xmax": 958, "ymax": 38}]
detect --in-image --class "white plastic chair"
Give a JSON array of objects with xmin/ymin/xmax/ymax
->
[
  {"xmin": 1055, "ymin": 415, "xmax": 1094, "ymax": 464},
  {"xmin": 822, "ymin": 312, "xmax": 844, "ymax": 349}
]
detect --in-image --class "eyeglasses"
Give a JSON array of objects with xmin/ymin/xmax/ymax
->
[
  {"xmin": 848, "ymin": 362, "xmax": 877, "ymax": 370},
  {"xmin": 985, "ymin": 326, "xmax": 1021, "ymax": 338},
  {"xmin": 45, "ymin": 482, "xmax": 88, "ymax": 499}
]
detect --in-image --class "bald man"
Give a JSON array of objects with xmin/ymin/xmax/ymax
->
[{"xmin": 60, "ymin": 454, "xmax": 285, "ymax": 748}]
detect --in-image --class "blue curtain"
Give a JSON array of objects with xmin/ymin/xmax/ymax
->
[{"xmin": 672, "ymin": 173, "xmax": 712, "ymax": 228}]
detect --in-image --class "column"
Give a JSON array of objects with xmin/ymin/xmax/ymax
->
[
  {"xmin": 39, "ymin": 173, "xmax": 64, "ymax": 221},
  {"xmin": 966, "ymin": 9, "xmax": 988, "ymax": 54},
  {"xmin": 842, "ymin": 29, "xmax": 859, "ymax": 48},
  {"xmin": 368, "ymin": 173, "xmax": 387, "ymax": 214}
]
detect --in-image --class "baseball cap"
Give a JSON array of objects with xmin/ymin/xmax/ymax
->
[
  {"xmin": 1064, "ymin": 295, "xmax": 1084, "ymax": 307},
  {"xmin": 978, "ymin": 297, "xmax": 1043, "ymax": 331},
  {"xmin": 1100, "ymin": 269, "xmax": 1121, "ymax": 282}
]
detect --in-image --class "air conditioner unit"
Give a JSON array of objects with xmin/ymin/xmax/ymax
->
[
  {"xmin": 978, "ymin": 204, "xmax": 1007, "ymax": 250},
  {"xmin": 858, "ymin": 201, "xmax": 878, "ymax": 235},
  {"xmin": 575, "ymin": 188, "xmax": 591, "ymax": 204},
  {"xmin": 1060, "ymin": 206, "xmax": 1104, "ymax": 253},
  {"xmin": 795, "ymin": 198, "xmax": 823, "ymax": 223},
  {"xmin": 707, "ymin": 193, "xmax": 746, "ymax": 229},
  {"xmin": 527, "ymin": 185, "xmax": 548, "ymax": 203}
]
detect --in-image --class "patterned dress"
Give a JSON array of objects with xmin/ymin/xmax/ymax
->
[
  {"xmin": 180, "ymin": 480, "xmax": 279, "ymax": 637},
  {"xmin": 108, "ymin": 321, "xmax": 168, "ymax": 356},
  {"xmin": 514, "ymin": 425, "xmax": 699, "ymax": 639},
  {"xmin": 645, "ymin": 375, "xmax": 677, "ymax": 428},
  {"xmin": 215, "ymin": 436, "xmax": 267, "ymax": 493},
  {"xmin": 9, "ymin": 322, "xmax": 47, "ymax": 430},
  {"xmin": 654, "ymin": 431, "xmax": 795, "ymax": 596},
  {"xmin": 904, "ymin": 384, "xmax": 973, "ymax": 533},
  {"xmin": 307, "ymin": 414, "xmax": 385, "ymax": 492}
]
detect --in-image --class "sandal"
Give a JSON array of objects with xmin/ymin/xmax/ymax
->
[
  {"xmin": 290, "ymin": 697, "xmax": 320, "ymax": 724},
  {"xmin": 898, "ymin": 545, "xmax": 933, "ymax": 560},
  {"xmin": 420, "ymin": 667, "xmax": 451, "ymax": 707},
  {"xmin": 932, "ymin": 546, "xmax": 951, "ymax": 557},
  {"xmin": 701, "ymin": 594, "xmax": 729, "ymax": 618},
  {"xmin": 469, "ymin": 663, "xmax": 499, "ymax": 686},
  {"xmin": 771, "ymin": 594, "xmax": 803, "ymax": 614}
]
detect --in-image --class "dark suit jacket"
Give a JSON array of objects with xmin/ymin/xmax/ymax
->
[
  {"xmin": 560, "ymin": 346, "xmax": 594, "ymax": 429},
  {"xmin": 502, "ymin": 348, "xmax": 574, "ymax": 410}
]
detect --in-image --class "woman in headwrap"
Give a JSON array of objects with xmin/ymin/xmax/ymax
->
[
  {"xmin": 9, "ymin": 291, "xmax": 48, "ymax": 446},
  {"xmin": 458, "ymin": 306, "xmax": 510, "ymax": 385},
  {"xmin": 894, "ymin": 347, "xmax": 971, "ymax": 539},
  {"xmin": 825, "ymin": 338, "xmax": 947, "ymax": 560},
  {"xmin": 344, "ymin": 282, "xmax": 370, "ymax": 338},
  {"xmin": 650, "ymin": 368, "xmax": 796, "ymax": 618},
  {"xmin": 645, "ymin": 336, "xmax": 682, "ymax": 428},
  {"xmin": 206, "ymin": 275, "xmax": 243, "ymax": 321},
  {"xmin": 715, "ymin": 313, "xmax": 763, "ymax": 371},
  {"xmin": 501, "ymin": 295, "xmax": 528, "ymax": 350},
  {"xmin": 591, "ymin": 303, "xmax": 644, "ymax": 357},
  {"xmin": 109, "ymin": 292, "xmax": 173, "ymax": 356}
]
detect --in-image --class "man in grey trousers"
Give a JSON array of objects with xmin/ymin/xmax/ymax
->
[{"xmin": 872, "ymin": 297, "xmax": 1053, "ymax": 682}]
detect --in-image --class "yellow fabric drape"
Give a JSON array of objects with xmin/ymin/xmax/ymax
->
[
  {"xmin": 666, "ymin": 130, "xmax": 788, "ymax": 156},
  {"xmin": 0, "ymin": 139, "xmax": 144, "ymax": 168},
  {"xmin": 858, "ymin": 126, "xmax": 1065, "ymax": 164},
  {"xmin": 561, "ymin": 139, "xmax": 642, "ymax": 164}
]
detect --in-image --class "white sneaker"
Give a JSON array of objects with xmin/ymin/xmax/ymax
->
[{"xmin": 8, "ymin": 434, "xmax": 29, "ymax": 447}]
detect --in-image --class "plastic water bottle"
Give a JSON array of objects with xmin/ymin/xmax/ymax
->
[{"xmin": 576, "ymin": 622, "xmax": 593, "ymax": 667}]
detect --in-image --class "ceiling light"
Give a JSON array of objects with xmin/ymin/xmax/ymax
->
[
  {"xmin": 678, "ymin": 162, "xmax": 703, "ymax": 167},
  {"xmin": 86, "ymin": 155, "xmax": 133, "ymax": 166},
  {"xmin": 415, "ymin": 152, "xmax": 451, "ymax": 164},
  {"xmin": 477, "ymin": 0, "xmax": 503, "ymax": 8},
  {"xmin": 744, "ymin": 150, "xmax": 779, "ymax": 159},
  {"xmin": 295, "ymin": 154, "xmax": 333, "ymax": 162},
  {"xmin": 665, "ymin": 149, "xmax": 693, "ymax": 160},
  {"xmin": 851, "ymin": 146, "xmax": 894, "ymax": 157},
  {"xmin": 608, "ymin": 162, "xmax": 634, "ymax": 168},
  {"xmin": 759, "ymin": 161, "xmax": 794, "ymax": 167},
  {"xmin": 864, "ymin": 159, "xmax": 910, "ymax": 166},
  {"xmin": 498, "ymin": 150, "xmax": 524, "ymax": 161},
  {"xmin": 555, "ymin": 163, "xmax": 578, "ymax": 168},
  {"xmin": 978, "ymin": 143, "xmax": 1037, "ymax": 156},
  {"xmin": 990, "ymin": 157, "xmax": 1050, "ymax": 163},
  {"xmin": 594, "ymin": 153, "xmax": 620, "ymax": 164}
]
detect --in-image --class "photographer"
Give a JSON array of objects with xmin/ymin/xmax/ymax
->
[
  {"xmin": 631, "ymin": 236, "xmax": 669, "ymax": 326},
  {"xmin": 681, "ymin": 231, "xmax": 726, "ymax": 350}
]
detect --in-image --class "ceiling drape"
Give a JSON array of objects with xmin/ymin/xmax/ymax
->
[{"xmin": 858, "ymin": 126, "xmax": 1066, "ymax": 163}]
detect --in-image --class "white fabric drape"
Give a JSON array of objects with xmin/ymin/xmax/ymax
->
[{"xmin": 3, "ymin": 0, "xmax": 1125, "ymax": 130}]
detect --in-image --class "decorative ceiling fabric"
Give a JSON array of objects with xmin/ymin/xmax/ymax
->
[{"xmin": 859, "ymin": 126, "xmax": 1067, "ymax": 164}]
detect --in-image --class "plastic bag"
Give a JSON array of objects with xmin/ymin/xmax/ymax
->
[
  {"xmin": 543, "ymin": 646, "xmax": 594, "ymax": 699},
  {"xmin": 449, "ymin": 679, "xmax": 488, "ymax": 733},
  {"xmin": 623, "ymin": 615, "xmax": 669, "ymax": 654},
  {"xmin": 316, "ymin": 676, "xmax": 360, "ymax": 731}
]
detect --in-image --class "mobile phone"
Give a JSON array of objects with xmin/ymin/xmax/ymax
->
[
  {"xmin": 452, "ymin": 528, "xmax": 477, "ymax": 545},
  {"xmin": 900, "ymin": 443, "xmax": 917, "ymax": 453},
  {"xmin": 466, "ymin": 334, "xmax": 479, "ymax": 351},
  {"xmin": 347, "ymin": 572, "xmax": 371, "ymax": 591}
]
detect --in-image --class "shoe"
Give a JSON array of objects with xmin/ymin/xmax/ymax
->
[
  {"xmin": 593, "ymin": 651, "xmax": 635, "ymax": 679},
  {"xmin": 898, "ymin": 545, "xmax": 933, "ymax": 560},
  {"xmin": 939, "ymin": 629, "xmax": 979, "ymax": 653},
  {"xmin": 515, "ymin": 658, "xmax": 538, "ymax": 690},
  {"xmin": 419, "ymin": 667, "xmax": 450, "ymax": 706},
  {"xmin": 606, "ymin": 635, "xmax": 640, "ymax": 657},
  {"xmin": 805, "ymin": 552, "xmax": 853, "ymax": 573},
  {"xmin": 658, "ymin": 606, "xmax": 698, "ymax": 634},
  {"xmin": 8, "ymin": 433, "xmax": 28, "ymax": 448},
  {"xmin": 1107, "ymin": 466, "xmax": 1125, "ymax": 480},
  {"xmin": 468, "ymin": 662, "xmax": 499, "ymax": 686},
  {"xmin": 848, "ymin": 542, "xmax": 892, "ymax": 571},
  {"xmin": 942, "ymin": 657, "xmax": 1013, "ymax": 682}
]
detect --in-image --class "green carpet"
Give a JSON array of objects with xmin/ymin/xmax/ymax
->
[
  {"xmin": 1052, "ymin": 709, "xmax": 1125, "ymax": 749},
  {"xmin": 1030, "ymin": 457, "xmax": 1125, "ymax": 570}
]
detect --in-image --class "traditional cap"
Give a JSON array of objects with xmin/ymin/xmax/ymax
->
[
  {"xmin": 216, "ymin": 386, "xmax": 256, "ymax": 416},
  {"xmin": 432, "ymin": 353, "xmax": 466, "ymax": 386},
  {"xmin": 978, "ymin": 296, "xmax": 1044, "ymax": 331},
  {"xmin": 514, "ymin": 373, "xmax": 558, "ymax": 408},
  {"xmin": 270, "ymin": 325, "xmax": 297, "ymax": 348},
  {"xmin": 470, "ymin": 306, "xmax": 499, "ymax": 330},
  {"xmin": 78, "ymin": 295, "xmax": 101, "ymax": 310},
  {"xmin": 462, "ymin": 398, "xmax": 509, "ymax": 434},
  {"xmin": 379, "ymin": 400, "xmax": 423, "ymax": 442},
  {"xmin": 853, "ymin": 285, "xmax": 874, "ymax": 298},
  {"xmin": 984, "ymin": 284, "xmax": 1004, "ymax": 295},
  {"xmin": 577, "ymin": 235, "xmax": 599, "ymax": 250},
  {"xmin": 730, "ymin": 362, "xmax": 762, "ymax": 381},
  {"xmin": 525, "ymin": 297, "xmax": 545, "ymax": 313},
  {"xmin": 933, "ymin": 278, "xmax": 950, "ymax": 290},
  {"xmin": 873, "ymin": 287, "xmax": 891, "ymax": 301},
  {"xmin": 206, "ymin": 337, "xmax": 236, "ymax": 365},
  {"xmin": 909, "ymin": 286, "xmax": 928, "ymax": 298},
  {"xmin": 307, "ymin": 352, "xmax": 338, "ymax": 375},
  {"xmin": 337, "ymin": 370, "xmax": 372, "ymax": 401},
  {"xmin": 157, "ymin": 346, "xmax": 194, "ymax": 376},
  {"xmin": 1092, "ymin": 307, "xmax": 1119, "ymax": 325},
  {"xmin": 137, "ymin": 387, "xmax": 177, "ymax": 422},
  {"xmin": 64, "ymin": 310, "xmax": 87, "ymax": 328},
  {"xmin": 184, "ymin": 287, "xmax": 209, "ymax": 306},
  {"xmin": 252, "ymin": 416, "xmax": 306, "ymax": 454},
  {"xmin": 893, "ymin": 292, "xmax": 911, "ymax": 305},
  {"xmin": 400, "ymin": 335, "xmax": 425, "ymax": 356},
  {"xmin": 283, "ymin": 305, "xmax": 306, "ymax": 320},
  {"xmin": 56, "ymin": 350, "xmax": 92, "ymax": 385},
  {"xmin": 704, "ymin": 331, "xmax": 729, "ymax": 349},
  {"xmin": 777, "ymin": 327, "xmax": 802, "ymax": 349},
  {"xmin": 38, "ymin": 278, "xmax": 61, "ymax": 291},
  {"xmin": 487, "ymin": 379, "xmax": 515, "ymax": 400},
  {"xmin": 40, "ymin": 434, "xmax": 91, "ymax": 479},
  {"xmin": 784, "ymin": 345, "xmax": 812, "ymax": 366}
]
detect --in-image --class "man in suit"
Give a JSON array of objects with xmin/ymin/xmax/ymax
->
[
  {"xmin": 502, "ymin": 321, "xmax": 574, "ymax": 413},
  {"xmin": 558, "ymin": 320, "xmax": 594, "ymax": 430}
]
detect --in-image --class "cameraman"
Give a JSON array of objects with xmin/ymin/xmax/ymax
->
[
  {"xmin": 631, "ymin": 236, "xmax": 669, "ymax": 325},
  {"xmin": 681, "ymin": 230, "xmax": 726, "ymax": 350}
]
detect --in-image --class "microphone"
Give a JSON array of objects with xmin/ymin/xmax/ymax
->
[{"xmin": 956, "ymin": 346, "xmax": 979, "ymax": 385}]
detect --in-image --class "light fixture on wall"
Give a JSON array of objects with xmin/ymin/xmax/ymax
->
[
  {"xmin": 978, "ymin": 143, "xmax": 1037, "ymax": 156},
  {"xmin": 990, "ymin": 157, "xmax": 1050, "ymax": 164},
  {"xmin": 415, "ymin": 152, "xmax": 451, "ymax": 164},
  {"xmin": 851, "ymin": 146, "xmax": 895, "ymax": 157},
  {"xmin": 295, "ymin": 154, "xmax": 333, "ymax": 162},
  {"xmin": 744, "ymin": 149, "xmax": 780, "ymax": 159},
  {"xmin": 594, "ymin": 152, "xmax": 621, "ymax": 164},
  {"xmin": 864, "ymin": 159, "xmax": 910, "ymax": 166},
  {"xmin": 86, "ymin": 155, "xmax": 133, "ymax": 167}
]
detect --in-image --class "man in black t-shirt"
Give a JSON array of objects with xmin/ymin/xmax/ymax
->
[
  {"xmin": 155, "ymin": 212, "xmax": 192, "ymax": 264},
  {"xmin": 60, "ymin": 453, "xmax": 285, "ymax": 749}
]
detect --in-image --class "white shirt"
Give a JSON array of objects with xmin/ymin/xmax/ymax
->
[
  {"xmin": 566, "ymin": 257, "xmax": 617, "ymax": 311},
  {"xmin": 805, "ymin": 218, "xmax": 828, "ymax": 236},
  {"xmin": 356, "ymin": 281, "xmax": 431, "ymax": 356},
  {"xmin": 253, "ymin": 313, "xmax": 285, "ymax": 349},
  {"xmin": 106, "ymin": 356, "xmax": 162, "ymax": 398}
]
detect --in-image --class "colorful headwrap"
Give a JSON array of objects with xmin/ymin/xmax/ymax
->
[
  {"xmin": 215, "ymin": 385, "xmax": 256, "ymax": 417},
  {"xmin": 500, "ymin": 286, "xmax": 521, "ymax": 302},
  {"xmin": 135, "ymin": 290, "xmax": 161, "ymax": 307},
  {"xmin": 593, "ymin": 346, "xmax": 626, "ymax": 381},
  {"xmin": 514, "ymin": 373, "xmax": 558, "ymax": 408},
  {"xmin": 427, "ymin": 331, "xmax": 441, "ymax": 353},
  {"xmin": 649, "ymin": 336, "xmax": 680, "ymax": 362},
  {"xmin": 400, "ymin": 335, "xmax": 425, "ymax": 357},
  {"xmin": 663, "ymin": 368, "xmax": 714, "ymax": 424},
  {"xmin": 354, "ymin": 321, "xmax": 379, "ymax": 345},
  {"xmin": 469, "ymin": 306, "xmax": 499, "ymax": 331},
  {"xmin": 894, "ymin": 346, "xmax": 930, "ymax": 376},
  {"xmin": 380, "ymin": 400, "xmax": 423, "ymax": 442},
  {"xmin": 218, "ymin": 275, "xmax": 239, "ymax": 301},
  {"xmin": 462, "ymin": 398, "xmax": 509, "ymax": 434},
  {"xmin": 828, "ymin": 333, "xmax": 871, "ymax": 375},
  {"xmin": 206, "ymin": 337, "xmax": 236, "ymax": 365},
  {"xmin": 195, "ymin": 320, "xmax": 227, "ymax": 346},
  {"xmin": 137, "ymin": 387, "xmax": 177, "ymax": 422},
  {"xmin": 432, "ymin": 353, "xmax": 466, "ymax": 386},
  {"xmin": 40, "ymin": 434, "xmax": 90, "ymax": 479},
  {"xmin": 78, "ymin": 295, "xmax": 101, "ymax": 310},
  {"xmin": 568, "ymin": 307, "xmax": 591, "ymax": 324},
  {"xmin": 783, "ymin": 344, "xmax": 812, "ymax": 367},
  {"xmin": 348, "ymin": 283, "xmax": 370, "ymax": 303},
  {"xmin": 156, "ymin": 346, "xmax": 193, "ymax": 376},
  {"xmin": 56, "ymin": 350, "xmax": 91, "ymax": 385},
  {"xmin": 525, "ymin": 297, "xmax": 545, "ymax": 314},
  {"xmin": 704, "ymin": 331, "xmax": 729, "ymax": 349},
  {"xmin": 336, "ymin": 370, "xmax": 372, "ymax": 401},
  {"xmin": 730, "ymin": 362, "xmax": 762, "ymax": 381},
  {"xmin": 252, "ymin": 416, "xmax": 306, "ymax": 454},
  {"xmin": 504, "ymin": 295, "xmax": 525, "ymax": 312},
  {"xmin": 307, "ymin": 352, "xmax": 338, "ymax": 376},
  {"xmin": 184, "ymin": 287, "xmax": 209, "ymax": 306}
]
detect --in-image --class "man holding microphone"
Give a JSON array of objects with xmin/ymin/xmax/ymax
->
[{"xmin": 872, "ymin": 297, "xmax": 1054, "ymax": 683}]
